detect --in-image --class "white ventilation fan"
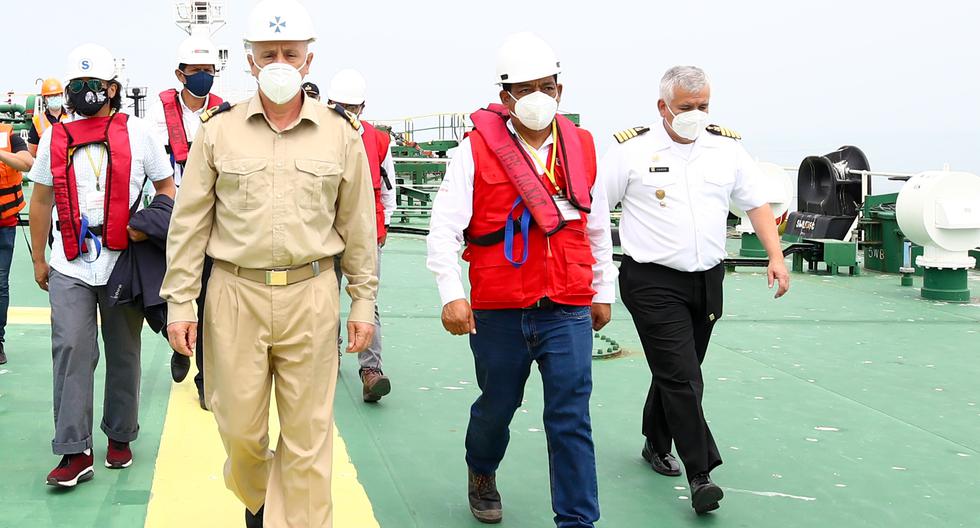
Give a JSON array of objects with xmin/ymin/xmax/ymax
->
[{"xmin": 896, "ymin": 170, "xmax": 980, "ymax": 302}]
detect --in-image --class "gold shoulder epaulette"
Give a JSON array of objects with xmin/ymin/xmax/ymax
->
[
  {"xmin": 706, "ymin": 124, "xmax": 741, "ymax": 140},
  {"xmin": 200, "ymin": 102, "xmax": 233, "ymax": 123},
  {"xmin": 327, "ymin": 103, "xmax": 360, "ymax": 130},
  {"xmin": 613, "ymin": 126, "xmax": 649, "ymax": 144}
]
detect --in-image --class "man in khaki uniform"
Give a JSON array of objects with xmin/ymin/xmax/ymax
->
[{"xmin": 161, "ymin": 1, "xmax": 378, "ymax": 527}]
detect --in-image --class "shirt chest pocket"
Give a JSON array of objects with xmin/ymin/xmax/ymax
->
[
  {"xmin": 220, "ymin": 158, "xmax": 269, "ymax": 211},
  {"xmin": 295, "ymin": 159, "xmax": 341, "ymax": 210}
]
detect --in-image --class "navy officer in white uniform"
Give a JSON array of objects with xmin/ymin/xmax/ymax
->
[{"xmin": 599, "ymin": 65, "xmax": 790, "ymax": 515}]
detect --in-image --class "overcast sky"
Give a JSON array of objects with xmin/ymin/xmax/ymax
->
[{"xmin": 7, "ymin": 0, "xmax": 979, "ymax": 177}]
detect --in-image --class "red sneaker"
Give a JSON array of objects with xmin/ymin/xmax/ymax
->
[
  {"xmin": 46, "ymin": 453, "xmax": 95, "ymax": 487},
  {"xmin": 105, "ymin": 440, "xmax": 133, "ymax": 469}
]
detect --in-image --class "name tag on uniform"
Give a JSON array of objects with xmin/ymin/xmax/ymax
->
[
  {"xmin": 85, "ymin": 191, "xmax": 105, "ymax": 227},
  {"xmin": 649, "ymin": 166, "xmax": 670, "ymax": 173},
  {"xmin": 553, "ymin": 196, "xmax": 581, "ymax": 221},
  {"xmin": 0, "ymin": 134, "xmax": 7, "ymax": 149}
]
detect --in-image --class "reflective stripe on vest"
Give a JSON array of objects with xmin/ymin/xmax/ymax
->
[{"xmin": 49, "ymin": 113, "xmax": 133, "ymax": 261}]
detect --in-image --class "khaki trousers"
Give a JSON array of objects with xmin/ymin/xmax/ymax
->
[{"xmin": 204, "ymin": 264, "xmax": 339, "ymax": 528}]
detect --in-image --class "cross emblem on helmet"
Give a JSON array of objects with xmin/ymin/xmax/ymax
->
[{"xmin": 269, "ymin": 16, "xmax": 286, "ymax": 33}]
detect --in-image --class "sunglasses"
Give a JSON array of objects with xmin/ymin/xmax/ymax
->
[{"xmin": 67, "ymin": 79, "xmax": 105, "ymax": 94}]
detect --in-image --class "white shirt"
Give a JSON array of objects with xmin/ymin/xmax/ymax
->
[
  {"xmin": 600, "ymin": 122, "xmax": 767, "ymax": 272},
  {"xmin": 360, "ymin": 125, "xmax": 398, "ymax": 225},
  {"xmin": 427, "ymin": 122, "xmax": 617, "ymax": 307},
  {"xmin": 29, "ymin": 114, "xmax": 174, "ymax": 286},
  {"xmin": 145, "ymin": 91, "xmax": 219, "ymax": 187}
]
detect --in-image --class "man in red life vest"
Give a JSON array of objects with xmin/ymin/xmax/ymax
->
[
  {"xmin": 325, "ymin": 68, "xmax": 396, "ymax": 402},
  {"xmin": 146, "ymin": 34, "xmax": 224, "ymax": 405},
  {"xmin": 426, "ymin": 32, "xmax": 617, "ymax": 527},
  {"xmin": 27, "ymin": 43, "xmax": 176, "ymax": 488}
]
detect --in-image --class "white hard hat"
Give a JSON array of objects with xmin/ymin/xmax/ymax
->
[
  {"xmin": 177, "ymin": 35, "xmax": 219, "ymax": 67},
  {"xmin": 65, "ymin": 43, "xmax": 116, "ymax": 82},
  {"xmin": 327, "ymin": 69, "xmax": 367, "ymax": 105},
  {"xmin": 494, "ymin": 32, "xmax": 561, "ymax": 85},
  {"xmin": 244, "ymin": 0, "xmax": 317, "ymax": 43}
]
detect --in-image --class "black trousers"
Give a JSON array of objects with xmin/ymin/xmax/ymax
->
[
  {"xmin": 619, "ymin": 256, "xmax": 724, "ymax": 479},
  {"xmin": 193, "ymin": 256, "xmax": 214, "ymax": 394}
]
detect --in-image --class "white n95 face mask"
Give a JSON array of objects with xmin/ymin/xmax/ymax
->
[
  {"xmin": 510, "ymin": 91, "xmax": 559, "ymax": 131},
  {"xmin": 256, "ymin": 61, "xmax": 304, "ymax": 105},
  {"xmin": 666, "ymin": 105, "xmax": 708, "ymax": 141}
]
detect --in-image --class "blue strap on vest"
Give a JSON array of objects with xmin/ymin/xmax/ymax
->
[
  {"xmin": 78, "ymin": 214, "xmax": 102, "ymax": 262},
  {"xmin": 503, "ymin": 197, "xmax": 531, "ymax": 268}
]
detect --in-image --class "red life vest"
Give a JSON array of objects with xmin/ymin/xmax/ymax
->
[
  {"xmin": 360, "ymin": 121, "xmax": 391, "ymax": 244},
  {"xmin": 160, "ymin": 89, "xmax": 223, "ymax": 164},
  {"xmin": 468, "ymin": 104, "xmax": 592, "ymax": 238},
  {"xmin": 49, "ymin": 113, "xmax": 133, "ymax": 261},
  {"xmin": 462, "ymin": 109, "xmax": 599, "ymax": 310}
]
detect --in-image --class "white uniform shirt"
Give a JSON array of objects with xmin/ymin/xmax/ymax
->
[
  {"xmin": 29, "ymin": 114, "xmax": 174, "ymax": 286},
  {"xmin": 427, "ymin": 122, "xmax": 617, "ymax": 306},
  {"xmin": 600, "ymin": 122, "xmax": 767, "ymax": 272},
  {"xmin": 145, "ymin": 91, "xmax": 219, "ymax": 187},
  {"xmin": 360, "ymin": 125, "xmax": 397, "ymax": 225}
]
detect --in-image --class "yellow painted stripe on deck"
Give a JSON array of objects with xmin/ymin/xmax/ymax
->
[
  {"xmin": 145, "ymin": 376, "xmax": 380, "ymax": 527},
  {"xmin": 8, "ymin": 307, "xmax": 52, "ymax": 325}
]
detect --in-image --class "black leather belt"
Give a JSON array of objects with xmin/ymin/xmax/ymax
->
[
  {"xmin": 523, "ymin": 297, "xmax": 560, "ymax": 310},
  {"xmin": 55, "ymin": 221, "xmax": 102, "ymax": 236}
]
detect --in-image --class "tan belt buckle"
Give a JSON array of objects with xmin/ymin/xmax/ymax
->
[{"xmin": 265, "ymin": 270, "xmax": 288, "ymax": 286}]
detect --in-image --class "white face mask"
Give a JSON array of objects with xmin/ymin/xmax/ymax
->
[
  {"xmin": 509, "ymin": 91, "xmax": 558, "ymax": 131},
  {"xmin": 254, "ymin": 59, "xmax": 306, "ymax": 105},
  {"xmin": 46, "ymin": 96, "xmax": 64, "ymax": 111},
  {"xmin": 665, "ymin": 104, "xmax": 708, "ymax": 141}
]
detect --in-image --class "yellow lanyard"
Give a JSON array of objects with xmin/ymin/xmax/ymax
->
[
  {"xmin": 84, "ymin": 145, "xmax": 106, "ymax": 191},
  {"xmin": 517, "ymin": 121, "xmax": 561, "ymax": 195}
]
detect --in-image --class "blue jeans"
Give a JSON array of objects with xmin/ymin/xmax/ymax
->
[
  {"xmin": 0, "ymin": 226, "xmax": 15, "ymax": 342},
  {"xmin": 466, "ymin": 306, "xmax": 599, "ymax": 528}
]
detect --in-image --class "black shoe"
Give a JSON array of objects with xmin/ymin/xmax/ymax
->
[
  {"xmin": 171, "ymin": 351, "xmax": 190, "ymax": 383},
  {"xmin": 641, "ymin": 440, "xmax": 682, "ymax": 477},
  {"xmin": 468, "ymin": 468, "xmax": 502, "ymax": 524},
  {"xmin": 197, "ymin": 389, "xmax": 209, "ymax": 411},
  {"xmin": 690, "ymin": 472, "xmax": 723, "ymax": 514},
  {"xmin": 245, "ymin": 505, "xmax": 264, "ymax": 528},
  {"xmin": 0, "ymin": 342, "xmax": 6, "ymax": 365}
]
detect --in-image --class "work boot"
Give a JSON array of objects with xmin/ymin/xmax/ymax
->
[
  {"xmin": 360, "ymin": 368, "xmax": 391, "ymax": 403},
  {"xmin": 690, "ymin": 472, "xmax": 723, "ymax": 514},
  {"xmin": 468, "ymin": 468, "xmax": 502, "ymax": 523},
  {"xmin": 46, "ymin": 452, "xmax": 95, "ymax": 488}
]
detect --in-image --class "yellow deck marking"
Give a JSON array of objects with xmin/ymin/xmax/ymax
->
[
  {"xmin": 145, "ymin": 378, "xmax": 380, "ymax": 527},
  {"xmin": 8, "ymin": 307, "xmax": 52, "ymax": 325}
]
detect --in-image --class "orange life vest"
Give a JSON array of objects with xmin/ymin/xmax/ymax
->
[{"xmin": 0, "ymin": 124, "xmax": 25, "ymax": 221}]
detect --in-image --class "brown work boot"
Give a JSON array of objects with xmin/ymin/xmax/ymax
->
[
  {"xmin": 360, "ymin": 368, "xmax": 391, "ymax": 403},
  {"xmin": 468, "ymin": 468, "xmax": 502, "ymax": 523}
]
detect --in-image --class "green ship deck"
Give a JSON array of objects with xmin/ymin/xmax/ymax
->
[{"xmin": 1, "ymin": 232, "xmax": 978, "ymax": 527}]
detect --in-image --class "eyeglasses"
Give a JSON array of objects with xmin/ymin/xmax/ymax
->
[{"xmin": 67, "ymin": 79, "xmax": 105, "ymax": 94}]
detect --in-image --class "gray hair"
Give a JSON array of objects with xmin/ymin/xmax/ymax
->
[{"xmin": 660, "ymin": 66, "xmax": 710, "ymax": 103}]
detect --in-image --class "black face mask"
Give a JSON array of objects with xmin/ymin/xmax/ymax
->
[{"xmin": 69, "ymin": 86, "xmax": 109, "ymax": 116}]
